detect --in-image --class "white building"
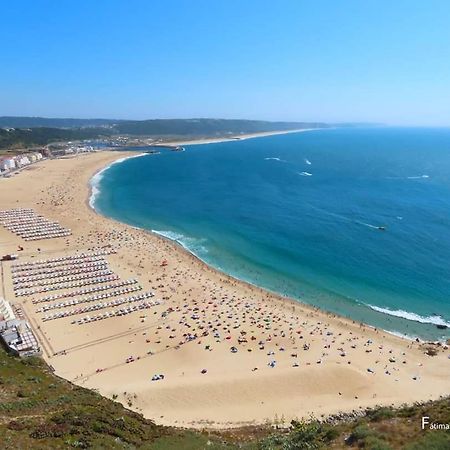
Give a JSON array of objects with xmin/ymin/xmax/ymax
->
[
  {"xmin": 0, "ymin": 297, "xmax": 15, "ymax": 322},
  {"xmin": 0, "ymin": 157, "xmax": 16, "ymax": 172},
  {"xmin": 15, "ymin": 155, "xmax": 31, "ymax": 167}
]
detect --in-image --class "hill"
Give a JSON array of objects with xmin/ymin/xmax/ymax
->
[
  {"xmin": 111, "ymin": 118, "xmax": 326, "ymax": 135},
  {"xmin": 0, "ymin": 117, "xmax": 119, "ymax": 128}
]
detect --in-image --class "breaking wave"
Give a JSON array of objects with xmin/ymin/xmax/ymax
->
[
  {"xmin": 151, "ymin": 229, "xmax": 208, "ymax": 257},
  {"xmin": 366, "ymin": 304, "xmax": 450, "ymax": 327}
]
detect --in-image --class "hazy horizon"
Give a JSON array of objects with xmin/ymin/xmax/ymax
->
[{"xmin": 1, "ymin": 1, "xmax": 450, "ymax": 126}]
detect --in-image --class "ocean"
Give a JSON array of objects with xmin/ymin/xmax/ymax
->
[{"xmin": 91, "ymin": 127, "xmax": 450, "ymax": 341}]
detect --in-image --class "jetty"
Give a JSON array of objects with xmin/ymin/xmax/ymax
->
[{"xmin": 152, "ymin": 144, "xmax": 185, "ymax": 152}]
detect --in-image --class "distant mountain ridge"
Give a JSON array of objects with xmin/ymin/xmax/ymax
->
[
  {"xmin": 0, "ymin": 116, "xmax": 327, "ymax": 131},
  {"xmin": 113, "ymin": 118, "xmax": 327, "ymax": 135},
  {"xmin": 0, "ymin": 117, "xmax": 119, "ymax": 128}
]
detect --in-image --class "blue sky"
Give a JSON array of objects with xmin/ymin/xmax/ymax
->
[{"xmin": 1, "ymin": 1, "xmax": 450, "ymax": 125}]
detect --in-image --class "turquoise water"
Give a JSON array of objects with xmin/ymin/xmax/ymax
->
[{"xmin": 92, "ymin": 128, "xmax": 450, "ymax": 341}]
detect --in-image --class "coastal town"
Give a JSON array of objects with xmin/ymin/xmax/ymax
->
[
  {"xmin": 0, "ymin": 132, "xmax": 181, "ymax": 177},
  {"xmin": 0, "ymin": 150, "xmax": 45, "ymax": 174}
]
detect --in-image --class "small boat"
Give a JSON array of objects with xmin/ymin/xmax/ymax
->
[{"xmin": 377, "ymin": 226, "xmax": 386, "ymax": 231}]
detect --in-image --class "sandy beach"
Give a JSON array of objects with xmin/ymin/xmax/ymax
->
[
  {"xmin": 163, "ymin": 128, "xmax": 323, "ymax": 146},
  {"xmin": 0, "ymin": 142, "xmax": 449, "ymax": 429}
]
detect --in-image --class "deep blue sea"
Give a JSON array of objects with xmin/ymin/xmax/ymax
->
[{"xmin": 92, "ymin": 127, "xmax": 450, "ymax": 341}]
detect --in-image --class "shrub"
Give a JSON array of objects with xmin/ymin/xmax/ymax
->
[
  {"xmin": 17, "ymin": 389, "xmax": 27, "ymax": 398},
  {"xmin": 404, "ymin": 432, "xmax": 450, "ymax": 450},
  {"xmin": 364, "ymin": 435, "xmax": 393, "ymax": 450},
  {"xmin": 349, "ymin": 424, "xmax": 372, "ymax": 442},
  {"xmin": 368, "ymin": 407, "xmax": 395, "ymax": 422}
]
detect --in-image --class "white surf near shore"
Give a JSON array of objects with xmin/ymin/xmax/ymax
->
[
  {"xmin": 367, "ymin": 304, "xmax": 450, "ymax": 328},
  {"xmin": 151, "ymin": 229, "xmax": 209, "ymax": 258}
]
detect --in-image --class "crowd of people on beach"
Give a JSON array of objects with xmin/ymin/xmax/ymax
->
[{"xmin": 3, "ymin": 154, "xmax": 443, "ymax": 427}]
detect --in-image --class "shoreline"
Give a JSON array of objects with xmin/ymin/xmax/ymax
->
[
  {"xmin": 0, "ymin": 148, "xmax": 448, "ymax": 429},
  {"xmin": 90, "ymin": 137, "xmax": 442, "ymax": 345},
  {"xmin": 163, "ymin": 127, "xmax": 326, "ymax": 146},
  {"xmin": 87, "ymin": 151, "xmax": 389, "ymax": 345}
]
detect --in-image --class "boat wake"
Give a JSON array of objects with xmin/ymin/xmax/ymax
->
[
  {"xmin": 357, "ymin": 221, "xmax": 380, "ymax": 230},
  {"xmin": 264, "ymin": 157, "xmax": 286, "ymax": 162},
  {"xmin": 305, "ymin": 158, "xmax": 312, "ymax": 165},
  {"xmin": 298, "ymin": 171, "xmax": 313, "ymax": 176},
  {"xmin": 309, "ymin": 206, "xmax": 384, "ymax": 230},
  {"xmin": 366, "ymin": 304, "xmax": 450, "ymax": 328},
  {"xmin": 386, "ymin": 174, "xmax": 429, "ymax": 180}
]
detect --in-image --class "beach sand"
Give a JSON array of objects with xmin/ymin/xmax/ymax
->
[
  {"xmin": 163, "ymin": 128, "xmax": 322, "ymax": 146},
  {"xmin": 0, "ymin": 146, "xmax": 448, "ymax": 429}
]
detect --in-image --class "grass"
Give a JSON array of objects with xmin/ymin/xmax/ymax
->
[{"xmin": 0, "ymin": 347, "xmax": 448, "ymax": 449}]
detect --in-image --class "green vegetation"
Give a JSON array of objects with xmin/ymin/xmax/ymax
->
[
  {"xmin": 112, "ymin": 118, "xmax": 326, "ymax": 136},
  {"xmin": 0, "ymin": 347, "xmax": 448, "ymax": 449},
  {"xmin": 0, "ymin": 117, "xmax": 118, "ymax": 128},
  {"xmin": 0, "ymin": 127, "xmax": 108, "ymax": 150},
  {"xmin": 0, "ymin": 118, "xmax": 327, "ymax": 150}
]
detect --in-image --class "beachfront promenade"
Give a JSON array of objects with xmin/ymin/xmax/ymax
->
[{"xmin": 0, "ymin": 151, "xmax": 448, "ymax": 428}]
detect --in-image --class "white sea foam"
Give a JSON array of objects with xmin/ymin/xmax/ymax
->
[
  {"xmin": 264, "ymin": 157, "xmax": 286, "ymax": 162},
  {"xmin": 367, "ymin": 304, "xmax": 450, "ymax": 327},
  {"xmin": 298, "ymin": 171, "xmax": 312, "ymax": 176},
  {"xmin": 89, "ymin": 153, "xmax": 147, "ymax": 209},
  {"xmin": 407, "ymin": 174, "xmax": 429, "ymax": 179},
  {"xmin": 386, "ymin": 174, "xmax": 429, "ymax": 180},
  {"xmin": 151, "ymin": 229, "xmax": 208, "ymax": 256},
  {"xmin": 357, "ymin": 221, "xmax": 379, "ymax": 230},
  {"xmin": 305, "ymin": 158, "xmax": 312, "ymax": 165}
]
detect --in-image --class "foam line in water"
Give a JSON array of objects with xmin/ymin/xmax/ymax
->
[
  {"xmin": 386, "ymin": 174, "xmax": 429, "ymax": 180},
  {"xmin": 366, "ymin": 304, "xmax": 450, "ymax": 327},
  {"xmin": 264, "ymin": 157, "xmax": 286, "ymax": 162},
  {"xmin": 298, "ymin": 171, "xmax": 313, "ymax": 176},
  {"xmin": 407, "ymin": 174, "xmax": 429, "ymax": 179},
  {"xmin": 356, "ymin": 221, "xmax": 379, "ymax": 229}
]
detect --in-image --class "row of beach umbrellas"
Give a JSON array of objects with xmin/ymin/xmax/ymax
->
[
  {"xmin": 41, "ymin": 292, "xmax": 155, "ymax": 321},
  {"xmin": 36, "ymin": 285, "xmax": 145, "ymax": 312},
  {"xmin": 31, "ymin": 279, "xmax": 139, "ymax": 304},
  {"xmin": 72, "ymin": 301, "xmax": 162, "ymax": 325}
]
